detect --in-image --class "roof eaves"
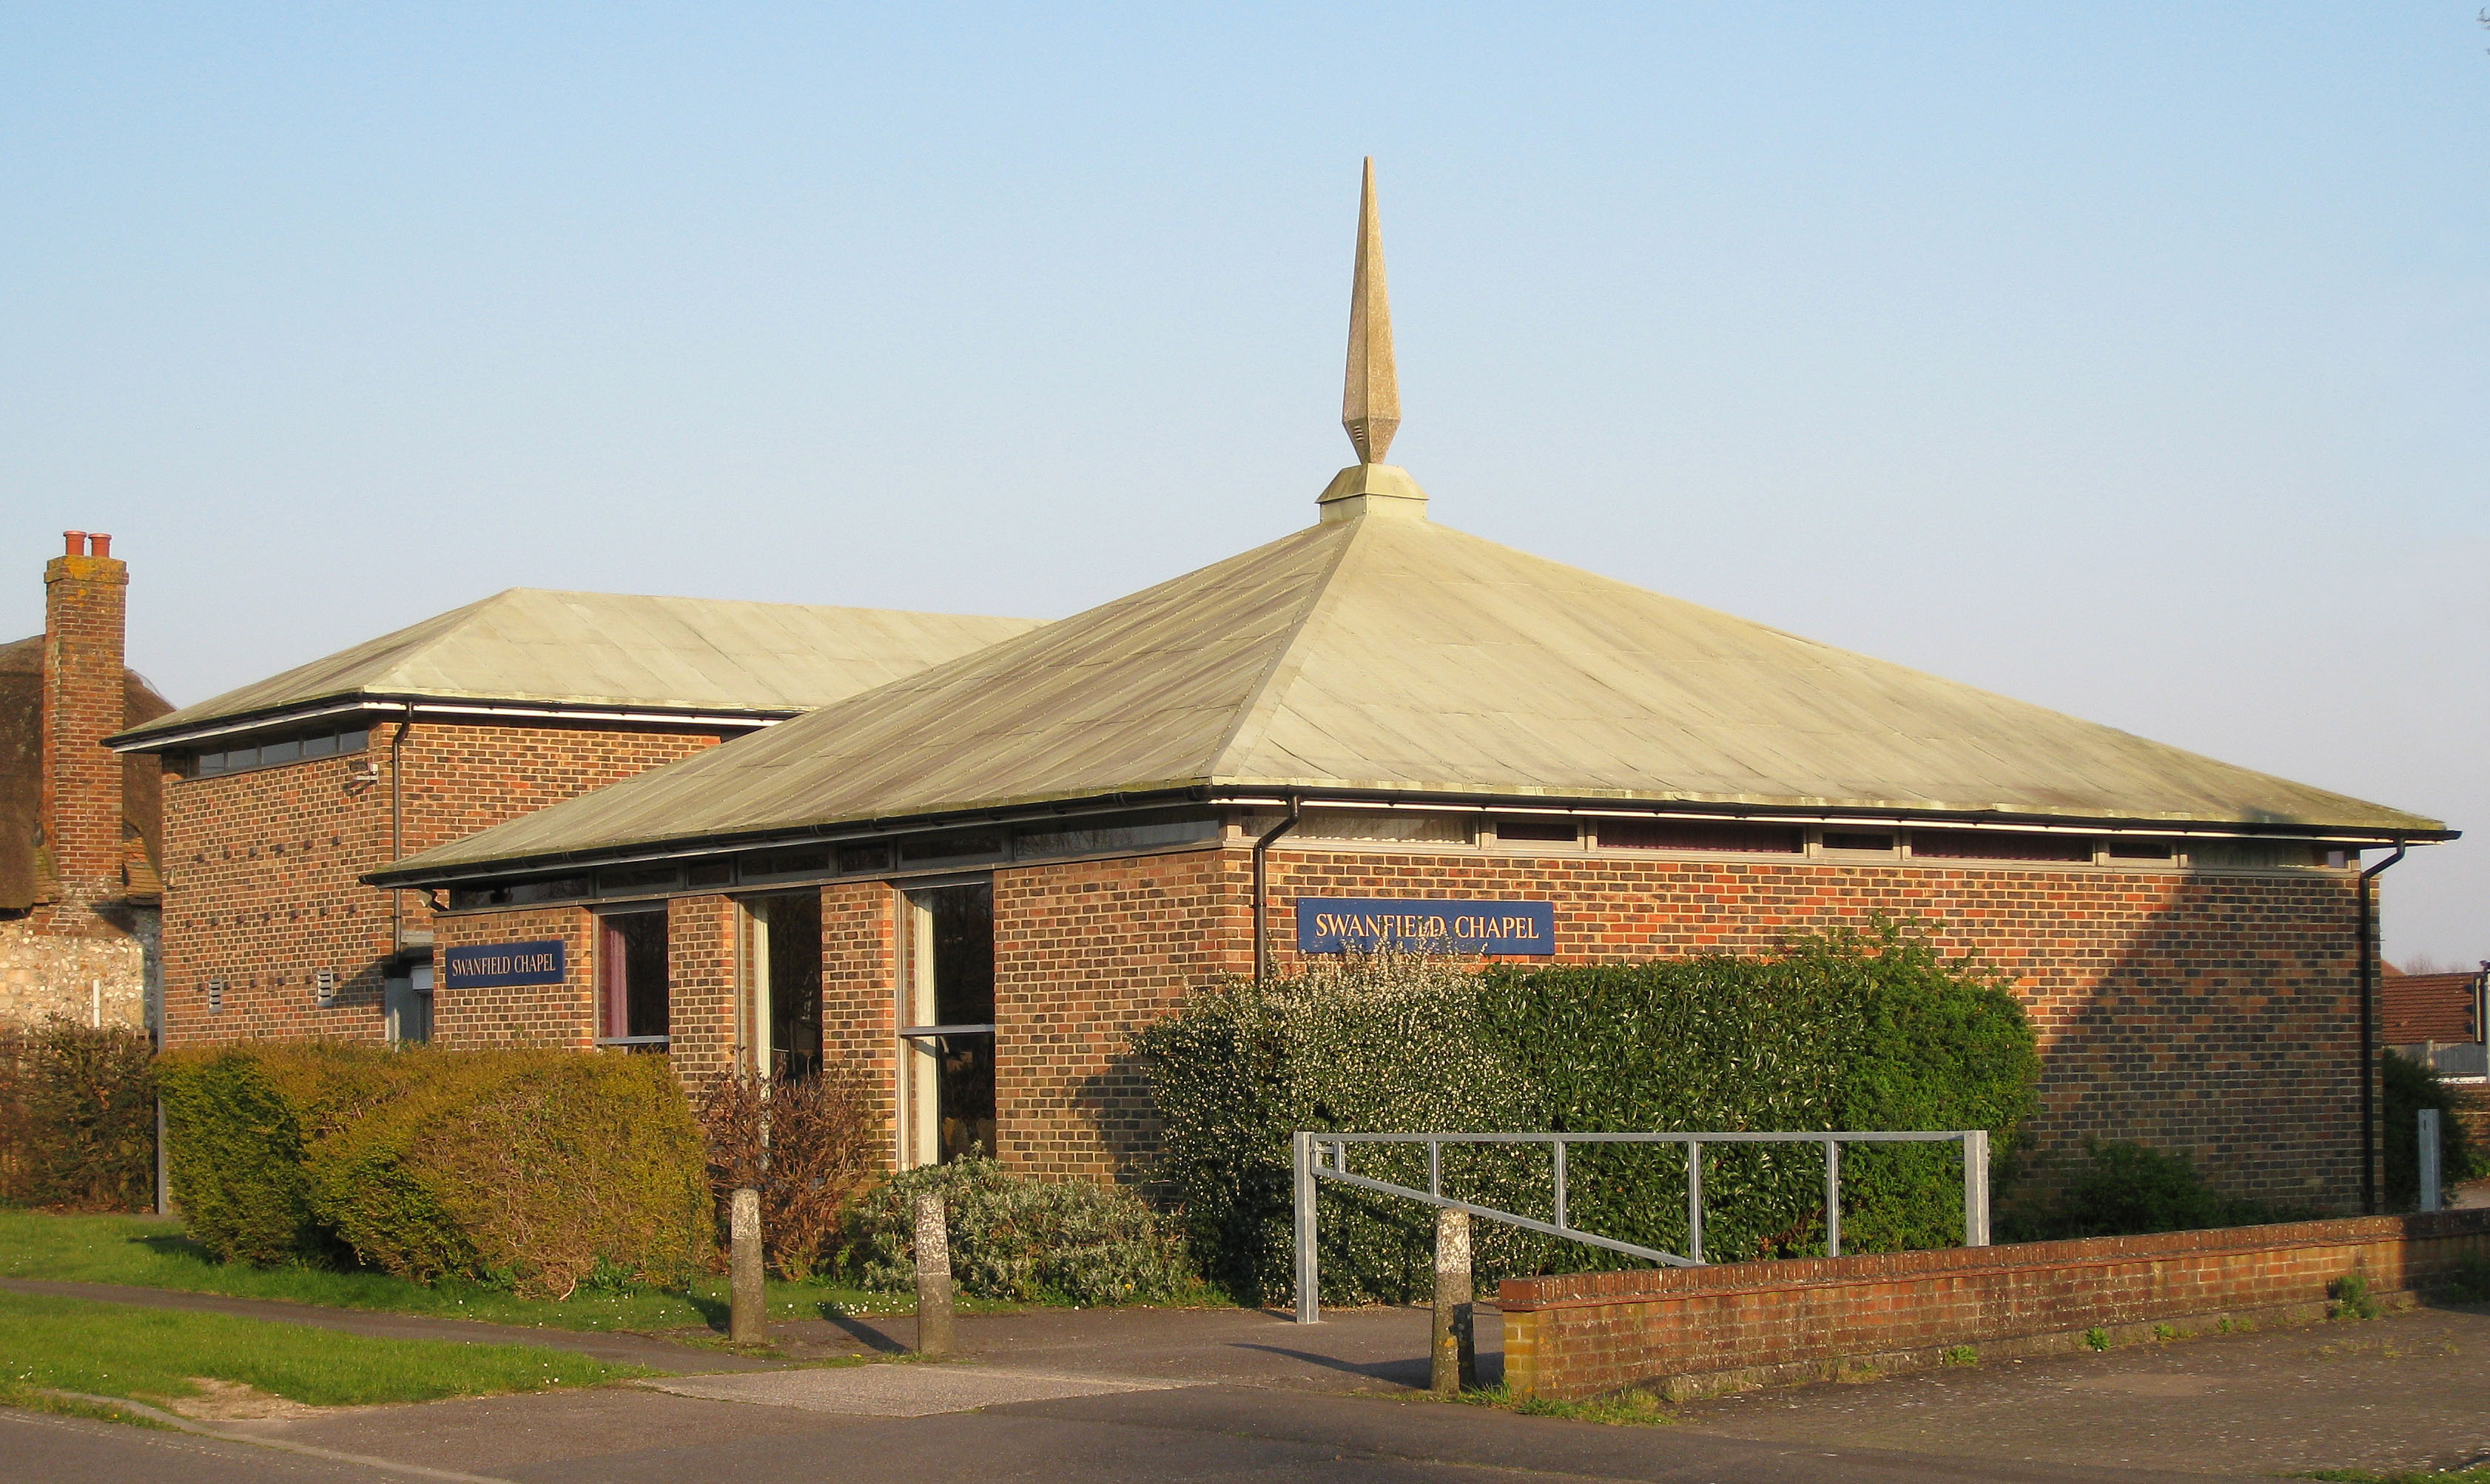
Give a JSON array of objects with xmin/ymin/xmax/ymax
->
[
  {"xmin": 363, "ymin": 782, "xmax": 1222, "ymax": 888},
  {"xmin": 366, "ymin": 774, "xmax": 2454, "ymax": 891},
  {"xmin": 108, "ymin": 691, "xmax": 804, "ymax": 752}
]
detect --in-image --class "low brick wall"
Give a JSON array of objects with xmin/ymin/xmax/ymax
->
[
  {"xmin": 2449, "ymin": 1083, "xmax": 2490, "ymax": 1149},
  {"xmin": 1498, "ymin": 1210, "xmax": 2490, "ymax": 1402}
]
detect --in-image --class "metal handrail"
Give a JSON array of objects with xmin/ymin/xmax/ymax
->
[{"xmin": 1291, "ymin": 1127, "xmax": 1991, "ymax": 1324}]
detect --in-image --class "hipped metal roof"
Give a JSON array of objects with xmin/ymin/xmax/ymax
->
[
  {"xmin": 372, "ymin": 158, "xmax": 2446, "ymax": 886},
  {"xmin": 377, "ymin": 499, "xmax": 2446, "ymax": 883},
  {"xmin": 112, "ymin": 588, "xmax": 1042, "ymax": 748}
]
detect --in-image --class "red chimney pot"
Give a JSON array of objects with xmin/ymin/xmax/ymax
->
[
  {"xmin": 63, "ymin": 530, "xmax": 85, "ymax": 556},
  {"xmin": 89, "ymin": 533, "xmax": 111, "ymax": 558}
]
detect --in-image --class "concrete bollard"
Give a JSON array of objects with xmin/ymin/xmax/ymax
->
[
  {"xmin": 2420, "ymin": 1107, "xmax": 2443, "ymax": 1213},
  {"xmin": 914, "ymin": 1190, "xmax": 956, "ymax": 1357},
  {"xmin": 1432, "ymin": 1207, "xmax": 1476, "ymax": 1394},
  {"xmin": 729, "ymin": 1186, "xmax": 766, "ymax": 1344}
]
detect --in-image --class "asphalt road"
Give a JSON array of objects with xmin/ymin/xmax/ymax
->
[
  {"xmin": 8, "ymin": 1285, "xmax": 2486, "ymax": 1483},
  {"xmin": 1, "ymin": 1383, "xmax": 2216, "ymax": 1484}
]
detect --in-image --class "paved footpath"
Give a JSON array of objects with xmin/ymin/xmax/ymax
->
[{"xmin": 6, "ymin": 1281, "xmax": 2487, "ymax": 1483}]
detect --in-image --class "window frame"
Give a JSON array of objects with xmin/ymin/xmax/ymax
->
[{"xmin": 595, "ymin": 905, "xmax": 671, "ymax": 1048}]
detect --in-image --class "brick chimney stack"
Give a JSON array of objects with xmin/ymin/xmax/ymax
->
[{"xmin": 41, "ymin": 530, "xmax": 128, "ymax": 914}]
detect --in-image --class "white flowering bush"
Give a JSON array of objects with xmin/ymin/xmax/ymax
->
[{"xmin": 844, "ymin": 1156, "xmax": 1194, "ymax": 1306}]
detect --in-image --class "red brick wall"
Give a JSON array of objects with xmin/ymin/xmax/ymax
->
[
  {"xmin": 431, "ymin": 905, "xmax": 595, "ymax": 1048},
  {"xmin": 667, "ymin": 894, "xmax": 738, "ymax": 1086},
  {"xmin": 992, "ymin": 849, "xmax": 1235, "ymax": 1178},
  {"xmin": 412, "ymin": 837, "xmax": 2376, "ymax": 1210},
  {"xmin": 1259, "ymin": 846, "xmax": 2365, "ymax": 1207},
  {"xmin": 160, "ymin": 718, "xmax": 724, "ymax": 1045},
  {"xmin": 39, "ymin": 545, "xmax": 127, "ymax": 920},
  {"xmin": 821, "ymin": 879, "xmax": 898, "ymax": 1169},
  {"xmin": 1498, "ymin": 1208, "xmax": 2490, "ymax": 1401}
]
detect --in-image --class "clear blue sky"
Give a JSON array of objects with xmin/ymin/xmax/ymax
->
[{"xmin": 4, "ymin": 5, "xmax": 2483, "ymax": 965}]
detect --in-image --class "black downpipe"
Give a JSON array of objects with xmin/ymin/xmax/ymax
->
[
  {"xmin": 2357, "ymin": 840, "xmax": 2407, "ymax": 1215},
  {"xmin": 1251, "ymin": 799, "xmax": 1302, "ymax": 985}
]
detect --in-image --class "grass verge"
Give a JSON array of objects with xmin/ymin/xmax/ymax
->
[
  {"xmin": 0, "ymin": 1291, "xmax": 648, "ymax": 1412},
  {"xmin": 0, "ymin": 1386, "xmax": 174, "ymax": 1429},
  {"xmin": 0, "ymin": 1211, "xmax": 1021, "ymax": 1334},
  {"xmin": 1444, "ymin": 1383, "xmax": 1681, "ymax": 1426}
]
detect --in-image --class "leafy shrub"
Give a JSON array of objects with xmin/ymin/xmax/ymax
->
[
  {"xmin": 1997, "ymin": 1140, "xmax": 2317, "ymax": 1241},
  {"xmin": 1136, "ymin": 923, "xmax": 2040, "ymax": 1306},
  {"xmin": 157, "ymin": 1040, "xmax": 386, "ymax": 1264},
  {"xmin": 697, "ymin": 1068, "xmax": 882, "ymax": 1281},
  {"xmin": 158, "ymin": 1042, "xmax": 710, "ymax": 1296},
  {"xmin": 315, "ymin": 1048, "xmax": 710, "ymax": 1298},
  {"xmin": 2445, "ymin": 1252, "xmax": 2490, "ymax": 1305},
  {"xmin": 0, "ymin": 1017, "xmax": 156, "ymax": 1212},
  {"xmin": 2328, "ymin": 1271, "xmax": 2380, "ymax": 1321},
  {"xmin": 1482, "ymin": 926, "xmax": 2041, "ymax": 1263},
  {"xmin": 844, "ymin": 1155, "xmax": 1194, "ymax": 1305},
  {"xmin": 2383, "ymin": 1050, "xmax": 2487, "ymax": 1212},
  {"xmin": 1137, "ymin": 950, "xmax": 1552, "ymax": 1307}
]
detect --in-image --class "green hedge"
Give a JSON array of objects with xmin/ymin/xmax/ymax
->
[
  {"xmin": 1995, "ymin": 1139, "xmax": 2318, "ymax": 1241},
  {"xmin": 158, "ymin": 1042, "xmax": 710, "ymax": 1298},
  {"xmin": 0, "ymin": 1018, "xmax": 157, "ymax": 1212},
  {"xmin": 843, "ymin": 1155, "xmax": 1196, "ymax": 1305},
  {"xmin": 1136, "ymin": 923, "xmax": 2039, "ymax": 1306},
  {"xmin": 2384, "ymin": 1049, "xmax": 2488, "ymax": 1212}
]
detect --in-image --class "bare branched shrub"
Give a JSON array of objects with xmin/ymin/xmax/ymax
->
[
  {"xmin": 0, "ymin": 1016, "xmax": 156, "ymax": 1212},
  {"xmin": 698, "ymin": 1065, "xmax": 881, "ymax": 1281}
]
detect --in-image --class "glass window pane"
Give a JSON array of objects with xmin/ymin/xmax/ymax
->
[
  {"xmin": 745, "ymin": 846, "xmax": 830, "ymax": 879},
  {"xmin": 764, "ymin": 892, "xmax": 822, "ymax": 1080},
  {"xmin": 597, "ymin": 863, "xmax": 682, "ymax": 895},
  {"xmin": 837, "ymin": 842, "xmax": 892, "ymax": 873},
  {"xmin": 1910, "ymin": 830, "xmax": 2093, "ymax": 863},
  {"xmin": 1294, "ymin": 810, "xmax": 1470, "ymax": 843},
  {"xmin": 600, "ymin": 911, "xmax": 668, "ymax": 1039},
  {"xmin": 901, "ymin": 832, "xmax": 1003, "ymax": 865},
  {"xmin": 1602, "ymin": 819, "xmax": 1803, "ymax": 853},
  {"xmin": 913, "ymin": 883, "xmax": 995, "ymax": 1163},
  {"xmin": 1014, "ymin": 815, "xmax": 1219, "ymax": 860},
  {"xmin": 1491, "ymin": 815, "xmax": 1578, "ymax": 843}
]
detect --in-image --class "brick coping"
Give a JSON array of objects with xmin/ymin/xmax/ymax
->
[{"xmin": 1497, "ymin": 1208, "xmax": 2490, "ymax": 1313}]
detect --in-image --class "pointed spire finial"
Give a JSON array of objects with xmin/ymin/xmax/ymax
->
[{"xmin": 1342, "ymin": 157, "xmax": 1399, "ymax": 465}]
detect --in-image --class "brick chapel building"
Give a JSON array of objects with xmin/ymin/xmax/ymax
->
[
  {"xmin": 110, "ymin": 589, "xmax": 1036, "ymax": 1046},
  {"xmin": 377, "ymin": 165, "xmax": 2454, "ymax": 1213},
  {"xmin": 1, "ymin": 532, "xmax": 174, "ymax": 1029}
]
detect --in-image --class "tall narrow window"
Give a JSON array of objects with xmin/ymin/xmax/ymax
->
[
  {"xmin": 747, "ymin": 892, "xmax": 823, "ymax": 1079},
  {"xmin": 599, "ymin": 909, "xmax": 669, "ymax": 1046},
  {"xmin": 901, "ymin": 882, "xmax": 995, "ymax": 1166}
]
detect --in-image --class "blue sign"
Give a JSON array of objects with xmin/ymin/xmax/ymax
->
[
  {"xmin": 1295, "ymin": 899, "xmax": 1555, "ymax": 957},
  {"xmin": 443, "ymin": 940, "xmax": 567, "ymax": 990}
]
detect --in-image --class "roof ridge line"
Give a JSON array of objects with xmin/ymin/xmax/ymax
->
[{"xmin": 1202, "ymin": 519, "xmax": 1367, "ymax": 777}]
